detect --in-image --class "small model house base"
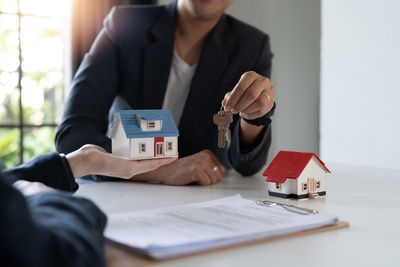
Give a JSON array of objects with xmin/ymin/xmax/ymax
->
[
  {"xmin": 110, "ymin": 109, "xmax": 179, "ymax": 160},
  {"xmin": 263, "ymin": 151, "xmax": 331, "ymax": 199}
]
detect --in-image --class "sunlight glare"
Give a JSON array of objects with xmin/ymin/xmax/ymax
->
[{"xmin": 20, "ymin": 0, "xmax": 71, "ymax": 18}]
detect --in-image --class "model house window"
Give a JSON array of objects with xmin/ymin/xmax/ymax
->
[
  {"xmin": 275, "ymin": 183, "xmax": 281, "ymax": 190},
  {"xmin": 139, "ymin": 143, "xmax": 146, "ymax": 153},
  {"xmin": 302, "ymin": 183, "xmax": 308, "ymax": 191},
  {"xmin": 166, "ymin": 141, "xmax": 173, "ymax": 152},
  {"xmin": 316, "ymin": 181, "xmax": 321, "ymax": 189},
  {"xmin": 156, "ymin": 142, "xmax": 163, "ymax": 156},
  {"xmin": 147, "ymin": 121, "xmax": 155, "ymax": 128}
]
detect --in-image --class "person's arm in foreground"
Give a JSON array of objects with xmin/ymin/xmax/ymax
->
[
  {"xmin": 3, "ymin": 144, "xmax": 176, "ymax": 191},
  {"xmin": 0, "ymin": 144, "xmax": 175, "ymax": 266},
  {"xmin": 0, "ymin": 174, "xmax": 106, "ymax": 267}
]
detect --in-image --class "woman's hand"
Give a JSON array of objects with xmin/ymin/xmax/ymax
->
[
  {"xmin": 66, "ymin": 144, "xmax": 177, "ymax": 179},
  {"xmin": 222, "ymin": 71, "xmax": 275, "ymax": 148},
  {"xmin": 222, "ymin": 71, "xmax": 275, "ymax": 119},
  {"xmin": 132, "ymin": 150, "xmax": 226, "ymax": 186}
]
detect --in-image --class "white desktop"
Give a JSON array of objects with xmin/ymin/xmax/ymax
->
[{"xmin": 76, "ymin": 162, "xmax": 400, "ymax": 267}]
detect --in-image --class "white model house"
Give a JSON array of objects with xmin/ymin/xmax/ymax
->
[
  {"xmin": 263, "ymin": 151, "xmax": 331, "ymax": 199},
  {"xmin": 110, "ymin": 109, "xmax": 179, "ymax": 159}
]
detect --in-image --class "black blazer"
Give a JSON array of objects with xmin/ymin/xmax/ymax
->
[
  {"xmin": 56, "ymin": 1, "xmax": 273, "ymax": 175},
  {"xmin": 0, "ymin": 153, "xmax": 106, "ymax": 266}
]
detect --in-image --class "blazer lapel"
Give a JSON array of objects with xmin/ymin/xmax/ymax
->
[
  {"xmin": 142, "ymin": 1, "xmax": 177, "ymax": 109},
  {"xmin": 179, "ymin": 15, "xmax": 234, "ymax": 148}
]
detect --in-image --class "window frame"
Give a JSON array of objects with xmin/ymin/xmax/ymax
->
[
  {"xmin": 139, "ymin": 142, "xmax": 146, "ymax": 153},
  {"xmin": 302, "ymin": 182, "xmax": 308, "ymax": 191},
  {"xmin": 166, "ymin": 141, "xmax": 173, "ymax": 152},
  {"xmin": 0, "ymin": 2, "xmax": 64, "ymax": 165}
]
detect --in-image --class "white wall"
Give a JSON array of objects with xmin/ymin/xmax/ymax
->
[
  {"xmin": 227, "ymin": 0, "xmax": 321, "ymax": 162},
  {"xmin": 321, "ymin": 0, "xmax": 400, "ymax": 169}
]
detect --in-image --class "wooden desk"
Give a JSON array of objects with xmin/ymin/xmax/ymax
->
[{"xmin": 76, "ymin": 163, "xmax": 400, "ymax": 267}]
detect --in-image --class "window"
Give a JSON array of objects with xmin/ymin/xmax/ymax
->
[
  {"xmin": 302, "ymin": 183, "xmax": 308, "ymax": 191},
  {"xmin": 155, "ymin": 142, "xmax": 163, "ymax": 156},
  {"xmin": 166, "ymin": 141, "xmax": 173, "ymax": 152},
  {"xmin": 316, "ymin": 181, "xmax": 321, "ymax": 189},
  {"xmin": 275, "ymin": 183, "xmax": 281, "ymax": 190},
  {"xmin": 147, "ymin": 121, "xmax": 155, "ymax": 128},
  {"xmin": 139, "ymin": 143, "xmax": 146, "ymax": 153},
  {"xmin": 0, "ymin": 0, "xmax": 68, "ymax": 168}
]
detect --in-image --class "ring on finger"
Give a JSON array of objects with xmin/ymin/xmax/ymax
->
[
  {"xmin": 212, "ymin": 166, "xmax": 219, "ymax": 172},
  {"xmin": 261, "ymin": 92, "xmax": 271, "ymax": 102}
]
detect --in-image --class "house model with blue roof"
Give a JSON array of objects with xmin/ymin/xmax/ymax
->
[{"xmin": 110, "ymin": 109, "xmax": 179, "ymax": 159}]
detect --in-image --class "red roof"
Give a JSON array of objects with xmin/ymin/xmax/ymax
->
[{"xmin": 263, "ymin": 151, "xmax": 331, "ymax": 183}]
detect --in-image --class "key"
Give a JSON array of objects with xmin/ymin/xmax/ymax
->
[
  {"xmin": 213, "ymin": 107, "xmax": 233, "ymax": 148},
  {"xmin": 213, "ymin": 108, "xmax": 231, "ymax": 148},
  {"xmin": 225, "ymin": 126, "xmax": 231, "ymax": 147}
]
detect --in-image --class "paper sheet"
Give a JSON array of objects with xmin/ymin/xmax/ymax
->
[{"xmin": 105, "ymin": 194, "xmax": 337, "ymax": 259}]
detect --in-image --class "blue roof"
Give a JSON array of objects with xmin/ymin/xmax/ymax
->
[{"xmin": 115, "ymin": 109, "xmax": 179, "ymax": 138}]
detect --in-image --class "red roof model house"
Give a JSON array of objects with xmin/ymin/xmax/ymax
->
[{"xmin": 263, "ymin": 151, "xmax": 331, "ymax": 199}]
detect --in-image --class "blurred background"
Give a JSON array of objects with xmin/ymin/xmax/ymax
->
[
  {"xmin": 0, "ymin": 0, "xmax": 153, "ymax": 168},
  {"xmin": 1, "ymin": 0, "xmax": 399, "ymax": 170}
]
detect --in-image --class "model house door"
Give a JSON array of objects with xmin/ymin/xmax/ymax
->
[
  {"xmin": 154, "ymin": 137, "xmax": 164, "ymax": 157},
  {"xmin": 307, "ymin": 178, "xmax": 316, "ymax": 192},
  {"xmin": 155, "ymin": 142, "xmax": 164, "ymax": 156}
]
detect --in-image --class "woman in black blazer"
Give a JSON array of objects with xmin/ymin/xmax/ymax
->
[{"xmin": 56, "ymin": 0, "xmax": 276, "ymax": 185}]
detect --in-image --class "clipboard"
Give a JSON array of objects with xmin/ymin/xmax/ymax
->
[{"xmin": 105, "ymin": 220, "xmax": 349, "ymax": 267}]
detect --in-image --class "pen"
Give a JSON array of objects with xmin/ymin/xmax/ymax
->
[{"xmin": 255, "ymin": 199, "xmax": 319, "ymax": 215}]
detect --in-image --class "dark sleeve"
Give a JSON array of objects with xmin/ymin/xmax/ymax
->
[
  {"xmin": 228, "ymin": 34, "xmax": 274, "ymax": 176},
  {"xmin": 55, "ymin": 7, "xmax": 121, "ymax": 154},
  {"xmin": 0, "ymin": 178, "xmax": 107, "ymax": 267},
  {"xmin": 229, "ymin": 120, "xmax": 272, "ymax": 176},
  {"xmin": 2, "ymin": 152, "xmax": 78, "ymax": 192}
]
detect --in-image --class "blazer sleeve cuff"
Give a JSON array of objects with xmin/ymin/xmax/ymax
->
[
  {"xmin": 2, "ymin": 152, "xmax": 79, "ymax": 192},
  {"xmin": 229, "ymin": 119, "xmax": 272, "ymax": 176}
]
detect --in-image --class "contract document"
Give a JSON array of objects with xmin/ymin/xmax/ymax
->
[{"xmin": 105, "ymin": 194, "xmax": 338, "ymax": 259}]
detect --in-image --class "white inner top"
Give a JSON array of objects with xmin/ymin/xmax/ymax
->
[{"xmin": 162, "ymin": 51, "xmax": 197, "ymax": 126}]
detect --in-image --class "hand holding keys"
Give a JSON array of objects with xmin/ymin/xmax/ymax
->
[{"xmin": 213, "ymin": 106, "xmax": 233, "ymax": 148}]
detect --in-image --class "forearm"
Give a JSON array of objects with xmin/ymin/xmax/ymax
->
[
  {"xmin": 56, "ymin": 20, "xmax": 120, "ymax": 154},
  {"xmin": 56, "ymin": 119, "xmax": 112, "ymax": 154},
  {"xmin": 0, "ymin": 180, "xmax": 106, "ymax": 267},
  {"xmin": 2, "ymin": 152, "xmax": 78, "ymax": 192}
]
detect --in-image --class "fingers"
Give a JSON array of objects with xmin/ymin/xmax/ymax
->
[
  {"xmin": 224, "ymin": 71, "xmax": 257, "ymax": 111},
  {"xmin": 239, "ymin": 92, "xmax": 273, "ymax": 119},
  {"xmin": 135, "ymin": 157, "xmax": 177, "ymax": 173},
  {"xmin": 121, "ymin": 157, "xmax": 177, "ymax": 179},
  {"xmin": 231, "ymin": 77, "xmax": 265, "ymax": 113},
  {"xmin": 13, "ymin": 180, "xmax": 53, "ymax": 196},
  {"xmin": 223, "ymin": 71, "xmax": 275, "ymax": 119},
  {"xmin": 195, "ymin": 150, "xmax": 225, "ymax": 186},
  {"xmin": 84, "ymin": 146, "xmax": 225, "ymax": 186},
  {"xmin": 221, "ymin": 91, "xmax": 231, "ymax": 109},
  {"xmin": 207, "ymin": 150, "xmax": 226, "ymax": 175}
]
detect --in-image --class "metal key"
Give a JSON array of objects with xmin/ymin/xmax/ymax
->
[{"xmin": 213, "ymin": 107, "xmax": 233, "ymax": 148}]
